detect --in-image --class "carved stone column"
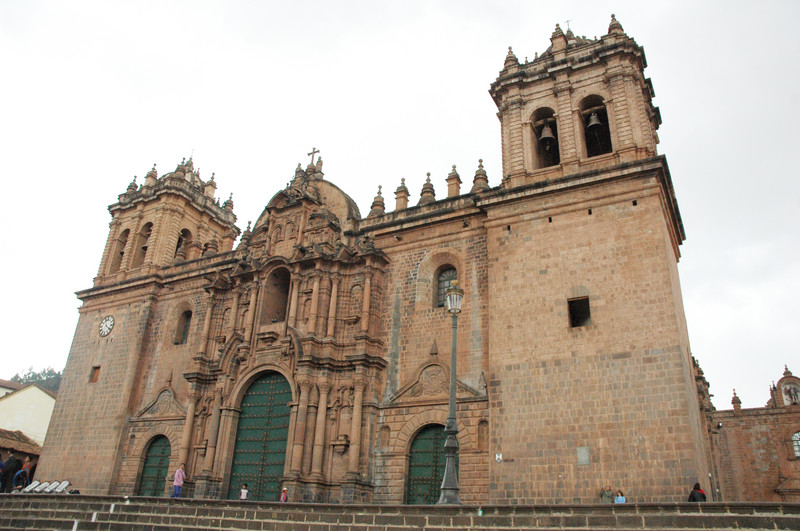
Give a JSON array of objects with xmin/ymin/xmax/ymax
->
[
  {"xmin": 242, "ymin": 281, "xmax": 259, "ymax": 344},
  {"xmin": 178, "ymin": 390, "xmax": 197, "ymax": 468},
  {"xmin": 290, "ymin": 380, "xmax": 313, "ymax": 476},
  {"xmin": 198, "ymin": 293, "xmax": 215, "ymax": 358},
  {"xmin": 346, "ymin": 378, "xmax": 366, "ymax": 479},
  {"xmin": 309, "ymin": 382, "xmax": 332, "ymax": 479},
  {"xmin": 360, "ymin": 272, "xmax": 372, "ymax": 334},
  {"xmin": 309, "ymin": 273, "xmax": 321, "ymax": 336},
  {"xmin": 201, "ymin": 390, "xmax": 223, "ymax": 475},
  {"xmin": 326, "ymin": 276, "xmax": 339, "ymax": 339},
  {"xmin": 228, "ymin": 287, "xmax": 241, "ymax": 333},
  {"xmin": 288, "ymin": 275, "xmax": 300, "ymax": 327}
]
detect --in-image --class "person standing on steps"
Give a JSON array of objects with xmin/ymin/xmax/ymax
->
[
  {"xmin": 170, "ymin": 463, "xmax": 186, "ymax": 498},
  {"xmin": 688, "ymin": 483, "xmax": 707, "ymax": 502},
  {"xmin": 614, "ymin": 490, "xmax": 626, "ymax": 503},
  {"xmin": 279, "ymin": 487, "xmax": 288, "ymax": 502},
  {"xmin": 238, "ymin": 483, "xmax": 250, "ymax": 500},
  {"xmin": 598, "ymin": 484, "xmax": 614, "ymax": 503}
]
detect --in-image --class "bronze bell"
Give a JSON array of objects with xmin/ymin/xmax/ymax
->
[
  {"xmin": 539, "ymin": 123, "xmax": 556, "ymax": 150},
  {"xmin": 587, "ymin": 112, "xmax": 602, "ymax": 129}
]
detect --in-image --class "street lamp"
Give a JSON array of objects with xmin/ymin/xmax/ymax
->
[{"xmin": 438, "ymin": 280, "xmax": 464, "ymax": 505}]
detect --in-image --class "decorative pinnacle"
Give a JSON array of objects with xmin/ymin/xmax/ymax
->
[
  {"xmin": 210, "ymin": 172, "xmax": 215, "ymax": 181},
  {"xmin": 479, "ymin": 159, "xmax": 484, "ymax": 169},
  {"xmin": 377, "ymin": 185, "xmax": 382, "ymax": 196},
  {"xmin": 426, "ymin": 172, "xmax": 431, "ymax": 182}
]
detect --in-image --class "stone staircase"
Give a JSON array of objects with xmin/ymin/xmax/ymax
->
[{"xmin": 1, "ymin": 494, "xmax": 799, "ymax": 530}]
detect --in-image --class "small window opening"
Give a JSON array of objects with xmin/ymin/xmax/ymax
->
[
  {"xmin": 175, "ymin": 310, "xmax": 192, "ymax": 345},
  {"xmin": 568, "ymin": 297, "xmax": 591, "ymax": 327},
  {"xmin": 588, "ymin": 209, "xmax": 593, "ymax": 215},
  {"xmin": 548, "ymin": 217, "xmax": 553, "ymax": 223},
  {"xmin": 89, "ymin": 366, "xmax": 100, "ymax": 383},
  {"xmin": 632, "ymin": 199, "xmax": 638, "ymax": 206},
  {"xmin": 436, "ymin": 268, "xmax": 457, "ymax": 307},
  {"xmin": 793, "ymin": 432, "xmax": 800, "ymax": 458},
  {"xmin": 506, "ymin": 225, "xmax": 511, "ymax": 231}
]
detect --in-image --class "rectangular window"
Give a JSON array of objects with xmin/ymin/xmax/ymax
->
[
  {"xmin": 89, "ymin": 366, "xmax": 100, "ymax": 383},
  {"xmin": 568, "ymin": 297, "xmax": 591, "ymax": 327}
]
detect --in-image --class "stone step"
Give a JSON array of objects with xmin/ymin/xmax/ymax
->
[{"xmin": 2, "ymin": 494, "xmax": 799, "ymax": 530}]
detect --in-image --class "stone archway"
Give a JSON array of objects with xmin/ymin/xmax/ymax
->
[{"xmin": 137, "ymin": 435, "xmax": 171, "ymax": 497}]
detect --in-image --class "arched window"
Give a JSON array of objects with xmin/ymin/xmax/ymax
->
[
  {"xmin": 131, "ymin": 222, "xmax": 153, "ymax": 268},
  {"xmin": 793, "ymin": 432, "xmax": 800, "ymax": 458},
  {"xmin": 109, "ymin": 229, "xmax": 130, "ymax": 273},
  {"xmin": 174, "ymin": 228, "xmax": 193, "ymax": 258},
  {"xmin": 532, "ymin": 107, "xmax": 560, "ymax": 169},
  {"xmin": 174, "ymin": 310, "xmax": 192, "ymax": 345},
  {"xmin": 262, "ymin": 269, "xmax": 290, "ymax": 324},
  {"xmin": 436, "ymin": 267, "xmax": 457, "ymax": 307},
  {"xmin": 580, "ymin": 95, "xmax": 613, "ymax": 158}
]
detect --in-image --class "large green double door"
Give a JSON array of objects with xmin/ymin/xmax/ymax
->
[
  {"xmin": 137, "ymin": 435, "xmax": 171, "ymax": 497},
  {"xmin": 227, "ymin": 372, "xmax": 292, "ymax": 501},
  {"xmin": 406, "ymin": 424, "xmax": 455, "ymax": 504}
]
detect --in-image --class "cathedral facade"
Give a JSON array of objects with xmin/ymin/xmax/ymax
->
[{"xmin": 40, "ymin": 16, "xmax": 748, "ymax": 504}]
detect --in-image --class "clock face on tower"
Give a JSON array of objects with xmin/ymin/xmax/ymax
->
[{"xmin": 99, "ymin": 315, "xmax": 115, "ymax": 337}]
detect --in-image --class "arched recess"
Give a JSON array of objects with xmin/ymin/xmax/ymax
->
[
  {"xmin": 109, "ymin": 228, "xmax": 130, "ymax": 274},
  {"xmin": 137, "ymin": 435, "xmax": 171, "ymax": 497},
  {"xmin": 131, "ymin": 222, "xmax": 153, "ymax": 268},
  {"xmin": 580, "ymin": 95, "xmax": 613, "ymax": 158},
  {"xmin": 226, "ymin": 371, "xmax": 293, "ymax": 501},
  {"xmin": 405, "ymin": 423, "xmax": 458, "ymax": 505},
  {"xmin": 415, "ymin": 250, "xmax": 464, "ymax": 310},
  {"xmin": 531, "ymin": 107, "xmax": 560, "ymax": 169},
  {"xmin": 260, "ymin": 267, "xmax": 291, "ymax": 325}
]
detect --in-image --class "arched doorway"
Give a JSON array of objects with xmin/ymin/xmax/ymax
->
[
  {"xmin": 227, "ymin": 372, "xmax": 292, "ymax": 500},
  {"xmin": 406, "ymin": 424, "xmax": 456, "ymax": 504},
  {"xmin": 137, "ymin": 435, "xmax": 171, "ymax": 497}
]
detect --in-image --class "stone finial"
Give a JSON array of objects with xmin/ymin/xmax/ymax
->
[
  {"xmin": 418, "ymin": 173, "xmax": 436, "ymax": 205},
  {"xmin": 471, "ymin": 159, "xmax": 490, "ymax": 193},
  {"xmin": 608, "ymin": 14, "xmax": 624, "ymax": 35},
  {"xmin": 144, "ymin": 164, "xmax": 158, "ymax": 187},
  {"xmin": 784, "ymin": 365, "xmax": 793, "ymax": 378},
  {"xmin": 395, "ymin": 178, "xmax": 409, "ymax": 211},
  {"xmin": 204, "ymin": 172, "xmax": 217, "ymax": 198},
  {"xmin": 732, "ymin": 389, "xmax": 742, "ymax": 413},
  {"xmin": 223, "ymin": 193, "xmax": 234, "ymax": 212},
  {"xmin": 551, "ymin": 24, "xmax": 567, "ymax": 52},
  {"xmin": 240, "ymin": 221, "xmax": 252, "ymax": 245},
  {"xmin": 503, "ymin": 46, "xmax": 520, "ymax": 70},
  {"xmin": 446, "ymin": 165, "xmax": 461, "ymax": 198},
  {"xmin": 368, "ymin": 185, "xmax": 386, "ymax": 218},
  {"xmin": 127, "ymin": 176, "xmax": 138, "ymax": 193}
]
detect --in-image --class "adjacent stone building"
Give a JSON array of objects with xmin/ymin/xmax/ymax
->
[{"xmin": 38, "ymin": 16, "xmax": 795, "ymax": 504}]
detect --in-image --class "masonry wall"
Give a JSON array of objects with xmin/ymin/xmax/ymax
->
[
  {"xmin": 483, "ymin": 174, "xmax": 708, "ymax": 504},
  {"xmin": 38, "ymin": 293, "xmax": 155, "ymax": 494},
  {"xmin": 711, "ymin": 406, "xmax": 800, "ymax": 501}
]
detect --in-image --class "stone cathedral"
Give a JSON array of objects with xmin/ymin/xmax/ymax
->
[{"xmin": 39, "ymin": 17, "xmax": 799, "ymax": 504}]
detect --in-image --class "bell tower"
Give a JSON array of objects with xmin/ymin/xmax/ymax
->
[
  {"xmin": 95, "ymin": 157, "xmax": 239, "ymax": 286},
  {"xmin": 490, "ymin": 15, "xmax": 662, "ymax": 187}
]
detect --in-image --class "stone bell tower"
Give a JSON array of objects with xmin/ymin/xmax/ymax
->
[
  {"xmin": 491, "ymin": 15, "xmax": 662, "ymax": 187},
  {"xmin": 482, "ymin": 15, "xmax": 710, "ymax": 502},
  {"xmin": 95, "ymin": 157, "xmax": 239, "ymax": 286}
]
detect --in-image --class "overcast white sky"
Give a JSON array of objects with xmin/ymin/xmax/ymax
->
[{"xmin": 1, "ymin": 1, "xmax": 797, "ymax": 410}]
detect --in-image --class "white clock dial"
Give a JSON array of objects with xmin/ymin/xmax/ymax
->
[{"xmin": 99, "ymin": 315, "xmax": 115, "ymax": 337}]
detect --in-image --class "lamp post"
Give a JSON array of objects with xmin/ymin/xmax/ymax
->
[{"xmin": 438, "ymin": 280, "xmax": 464, "ymax": 505}]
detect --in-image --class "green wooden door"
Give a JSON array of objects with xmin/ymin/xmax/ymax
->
[
  {"xmin": 227, "ymin": 372, "xmax": 292, "ymax": 501},
  {"xmin": 137, "ymin": 435, "xmax": 171, "ymax": 497},
  {"xmin": 406, "ymin": 424, "xmax": 456, "ymax": 504}
]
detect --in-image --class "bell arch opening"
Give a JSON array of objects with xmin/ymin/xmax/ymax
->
[
  {"xmin": 532, "ymin": 107, "xmax": 560, "ymax": 169},
  {"xmin": 261, "ymin": 268, "xmax": 291, "ymax": 324},
  {"xmin": 580, "ymin": 95, "xmax": 613, "ymax": 158}
]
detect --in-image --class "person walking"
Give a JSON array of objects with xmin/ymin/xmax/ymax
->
[
  {"xmin": 170, "ymin": 463, "xmax": 186, "ymax": 498},
  {"xmin": 238, "ymin": 483, "xmax": 250, "ymax": 500},
  {"xmin": 598, "ymin": 484, "xmax": 614, "ymax": 503},
  {"xmin": 279, "ymin": 487, "xmax": 288, "ymax": 502},
  {"xmin": 688, "ymin": 483, "xmax": 707, "ymax": 502},
  {"xmin": 614, "ymin": 490, "xmax": 626, "ymax": 503}
]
